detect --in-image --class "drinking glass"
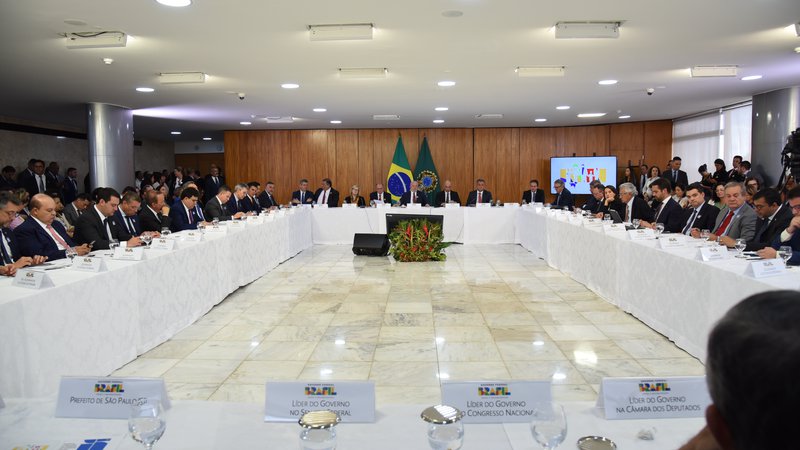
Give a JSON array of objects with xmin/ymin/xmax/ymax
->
[
  {"xmin": 141, "ymin": 234, "xmax": 153, "ymax": 246},
  {"xmin": 65, "ymin": 246, "xmax": 77, "ymax": 261},
  {"xmin": 422, "ymin": 405, "xmax": 464, "ymax": 450},
  {"xmin": 530, "ymin": 402, "xmax": 567, "ymax": 450},
  {"xmin": 700, "ymin": 229, "xmax": 710, "ymax": 240},
  {"xmin": 734, "ymin": 238, "xmax": 746, "ymax": 257},
  {"xmin": 160, "ymin": 228, "xmax": 171, "ymax": 237},
  {"xmin": 211, "ymin": 218, "xmax": 220, "ymax": 228},
  {"xmin": 108, "ymin": 239, "xmax": 120, "ymax": 256},
  {"xmin": 298, "ymin": 410, "xmax": 339, "ymax": 450},
  {"xmin": 603, "ymin": 214, "xmax": 611, "ymax": 223},
  {"xmin": 655, "ymin": 223, "xmax": 665, "ymax": 238},
  {"xmin": 128, "ymin": 400, "xmax": 166, "ymax": 450},
  {"xmin": 632, "ymin": 219, "xmax": 640, "ymax": 229},
  {"xmin": 779, "ymin": 246, "xmax": 793, "ymax": 267}
]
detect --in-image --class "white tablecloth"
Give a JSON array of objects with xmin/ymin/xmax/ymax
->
[
  {"xmin": 0, "ymin": 209, "xmax": 312, "ymax": 398},
  {"xmin": 518, "ymin": 207, "xmax": 800, "ymax": 361},
  {"xmin": 0, "ymin": 398, "xmax": 704, "ymax": 449}
]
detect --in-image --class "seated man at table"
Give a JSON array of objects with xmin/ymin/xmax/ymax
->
[
  {"xmin": 435, "ymin": 180, "xmax": 461, "ymax": 206},
  {"xmin": 619, "ymin": 182, "xmax": 654, "ymax": 222},
  {"xmin": 709, "ymin": 182, "xmax": 756, "ymax": 248},
  {"xmin": 242, "ymin": 181, "xmax": 262, "ymax": 212},
  {"xmin": 14, "ymin": 193, "xmax": 91, "ymax": 260},
  {"xmin": 292, "ymin": 178, "xmax": 315, "ymax": 205},
  {"xmin": 679, "ymin": 290, "xmax": 800, "ymax": 450},
  {"xmin": 551, "ymin": 179, "xmax": 574, "ymax": 209},
  {"xmin": 314, "ymin": 178, "xmax": 340, "ymax": 207},
  {"xmin": 370, "ymin": 182, "xmax": 392, "ymax": 205},
  {"xmin": 399, "ymin": 180, "xmax": 429, "ymax": 206},
  {"xmin": 757, "ymin": 186, "xmax": 800, "ymax": 264},
  {"xmin": 582, "ymin": 183, "xmax": 605, "ymax": 214},
  {"xmin": 205, "ymin": 185, "xmax": 245, "ymax": 221},
  {"xmin": 640, "ymin": 178, "xmax": 684, "ymax": 232},
  {"xmin": 522, "ymin": 179, "xmax": 545, "ymax": 204},
  {"xmin": 114, "ymin": 191, "xmax": 143, "ymax": 239},
  {"xmin": 138, "ymin": 190, "xmax": 170, "ymax": 232},
  {"xmin": 257, "ymin": 181, "xmax": 279, "ymax": 210},
  {"xmin": 226, "ymin": 183, "xmax": 249, "ymax": 215},
  {"xmin": 169, "ymin": 187, "xmax": 206, "ymax": 232},
  {"xmin": 466, "ymin": 178, "xmax": 492, "ymax": 206},
  {"xmin": 683, "ymin": 183, "xmax": 720, "ymax": 237},
  {"xmin": 744, "ymin": 188, "xmax": 792, "ymax": 251},
  {"xmin": 74, "ymin": 188, "xmax": 141, "ymax": 250},
  {"xmin": 0, "ymin": 192, "xmax": 47, "ymax": 276}
]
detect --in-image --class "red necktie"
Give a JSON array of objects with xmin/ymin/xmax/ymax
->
[
  {"xmin": 187, "ymin": 207, "xmax": 194, "ymax": 224},
  {"xmin": 716, "ymin": 211, "xmax": 734, "ymax": 236},
  {"xmin": 478, "ymin": 192, "xmax": 482, "ymax": 204},
  {"xmin": 46, "ymin": 224, "xmax": 70, "ymax": 249}
]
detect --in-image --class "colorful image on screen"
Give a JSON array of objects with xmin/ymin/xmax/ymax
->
[{"xmin": 550, "ymin": 156, "xmax": 618, "ymax": 195}]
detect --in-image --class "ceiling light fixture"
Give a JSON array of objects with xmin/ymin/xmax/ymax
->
[
  {"xmin": 437, "ymin": 80, "xmax": 456, "ymax": 87},
  {"xmin": 433, "ymin": 119, "xmax": 445, "ymax": 124},
  {"xmin": 474, "ymin": 114, "xmax": 503, "ymax": 119},
  {"xmin": 202, "ymin": 137, "xmax": 212, "ymax": 141},
  {"xmin": 156, "ymin": 0, "xmax": 191, "ymax": 6},
  {"xmin": 795, "ymin": 46, "xmax": 800, "ymax": 54},
  {"xmin": 239, "ymin": 121, "xmax": 252, "ymax": 125},
  {"xmin": 159, "ymin": 72, "xmax": 206, "ymax": 84},
  {"xmin": 690, "ymin": 65, "xmax": 738, "ymax": 77},
  {"xmin": 441, "ymin": 10, "xmax": 463, "ymax": 18},
  {"xmin": 102, "ymin": 58, "xmax": 114, "ymax": 65},
  {"xmin": 338, "ymin": 67, "xmax": 387, "ymax": 78},
  {"xmin": 554, "ymin": 21, "xmax": 620, "ymax": 39},
  {"xmin": 330, "ymin": 120, "xmax": 342, "ymax": 124},
  {"xmin": 65, "ymin": 31, "xmax": 127, "ymax": 49},
  {"xmin": 170, "ymin": 131, "xmax": 181, "ymax": 135},
  {"xmin": 577, "ymin": 113, "xmax": 607, "ymax": 118},
  {"xmin": 135, "ymin": 87, "xmax": 154, "ymax": 93},
  {"xmin": 435, "ymin": 107, "xmax": 449, "ymax": 111},
  {"xmin": 741, "ymin": 75, "xmax": 763, "ymax": 81},
  {"xmin": 516, "ymin": 66, "xmax": 566, "ymax": 77},
  {"xmin": 281, "ymin": 83, "xmax": 300, "ymax": 89},
  {"xmin": 618, "ymin": 115, "xmax": 631, "ymax": 119},
  {"xmin": 598, "ymin": 79, "xmax": 618, "ymax": 85},
  {"xmin": 309, "ymin": 23, "xmax": 373, "ymax": 41},
  {"xmin": 373, "ymin": 114, "xmax": 400, "ymax": 120},
  {"xmin": 313, "ymin": 108, "xmax": 327, "ymax": 112},
  {"xmin": 534, "ymin": 118, "xmax": 547, "ymax": 122},
  {"xmin": 556, "ymin": 105, "xmax": 570, "ymax": 110}
]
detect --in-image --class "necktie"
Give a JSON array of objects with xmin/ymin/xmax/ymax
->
[
  {"xmin": 213, "ymin": 177, "xmax": 218, "ymax": 186},
  {"xmin": 411, "ymin": 192, "xmax": 415, "ymax": 204},
  {"xmin": 446, "ymin": 192, "xmax": 450, "ymax": 203},
  {"xmin": 0, "ymin": 230, "xmax": 12, "ymax": 264},
  {"xmin": 556, "ymin": 193, "xmax": 561, "ymax": 205},
  {"xmin": 754, "ymin": 217, "xmax": 770, "ymax": 242},
  {"xmin": 478, "ymin": 192, "xmax": 482, "ymax": 204},
  {"xmin": 37, "ymin": 175, "xmax": 45, "ymax": 193},
  {"xmin": 187, "ymin": 208, "xmax": 194, "ymax": 224},
  {"xmin": 673, "ymin": 170, "xmax": 677, "ymax": 181},
  {"xmin": 716, "ymin": 211, "xmax": 735, "ymax": 236},
  {"xmin": 300, "ymin": 191, "xmax": 304, "ymax": 203},
  {"xmin": 125, "ymin": 216, "xmax": 136, "ymax": 234},
  {"xmin": 102, "ymin": 218, "xmax": 113, "ymax": 240},
  {"xmin": 625, "ymin": 203, "xmax": 630, "ymax": 222},
  {"xmin": 323, "ymin": 190, "xmax": 328, "ymax": 205},
  {"xmin": 683, "ymin": 209, "xmax": 699, "ymax": 235},
  {"xmin": 655, "ymin": 201, "xmax": 666, "ymax": 222},
  {"xmin": 46, "ymin": 224, "xmax": 70, "ymax": 250}
]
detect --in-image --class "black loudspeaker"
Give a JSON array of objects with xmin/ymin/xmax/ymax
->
[{"xmin": 352, "ymin": 233, "xmax": 390, "ymax": 256}]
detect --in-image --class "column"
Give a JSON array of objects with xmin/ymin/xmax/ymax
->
[{"xmin": 87, "ymin": 102, "xmax": 134, "ymax": 191}]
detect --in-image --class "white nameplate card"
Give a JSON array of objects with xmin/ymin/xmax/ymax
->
[
  {"xmin": 659, "ymin": 235, "xmax": 687, "ymax": 249},
  {"xmin": 628, "ymin": 229, "xmax": 655, "ymax": 240},
  {"xmin": 445, "ymin": 202, "xmax": 460, "ymax": 208},
  {"xmin": 204, "ymin": 225, "xmax": 228, "ymax": 236},
  {"xmin": 12, "ymin": 268, "xmax": 54, "ymax": 289},
  {"xmin": 301, "ymin": 204, "xmax": 313, "ymax": 209},
  {"xmin": 112, "ymin": 247, "xmax": 145, "ymax": 261},
  {"xmin": 746, "ymin": 259, "xmax": 787, "ymax": 278},
  {"xmin": 265, "ymin": 381, "xmax": 375, "ymax": 423},
  {"xmin": 72, "ymin": 256, "xmax": 108, "ymax": 272},
  {"xmin": 55, "ymin": 376, "xmax": 171, "ymax": 419},
  {"xmin": 262, "ymin": 214, "xmax": 275, "ymax": 222},
  {"xmin": 504, "ymin": 203, "xmax": 520, "ymax": 208},
  {"xmin": 376, "ymin": 203, "xmax": 392, "ymax": 209},
  {"xmin": 315, "ymin": 203, "xmax": 329, "ymax": 208},
  {"xmin": 697, "ymin": 246, "xmax": 730, "ymax": 261},
  {"xmin": 246, "ymin": 215, "xmax": 264, "ymax": 225},
  {"xmin": 597, "ymin": 376, "xmax": 710, "ymax": 420},
  {"xmin": 150, "ymin": 238, "xmax": 175, "ymax": 251},
  {"xmin": 226, "ymin": 220, "xmax": 247, "ymax": 230},
  {"xmin": 583, "ymin": 218, "xmax": 603, "ymax": 227},
  {"xmin": 406, "ymin": 203, "xmax": 423, "ymax": 209},
  {"xmin": 275, "ymin": 210, "xmax": 286, "ymax": 217},
  {"xmin": 603, "ymin": 223, "xmax": 626, "ymax": 233},
  {"xmin": 183, "ymin": 231, "xmax": 203, "ymax": 242},
  {"xmin": 476, "ymin": 203, "xmax": 491, "ymax": 208},
  {"xmin": 342, "ymin": 203, "xmax": 357, "ymax": 209},
  {"xmin": 286, "ymin": 208, "xmax": 295, "ymax": 215},
  {"xmin": 442, "ymin": 381, "xmax": 551, "ymax": 424}
]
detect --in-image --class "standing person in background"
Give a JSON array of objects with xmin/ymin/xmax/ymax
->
[
  {"xmin": 711, "ymin": 159, "xmax": 729, "ymax": 186},
  {"xmin": 643, "ymin": 166, "xmax": 661, "ymax": 203},
  {"xmin": 618, "ymin": 166, "xmax": 635, "ymax": 188}
]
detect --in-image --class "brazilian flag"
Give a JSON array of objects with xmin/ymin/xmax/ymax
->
[
  {"xmin": 386, "ymin": 136, "xmax": 413, "ymax": 203},
  {"xmin": 415, "ymin": 137, "xmax": 440, "ymax": 204}
]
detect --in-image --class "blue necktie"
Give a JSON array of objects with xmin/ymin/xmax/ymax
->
[{"xmin": 0, "ymin": 230, "xmax": 12, "ymax": 264}]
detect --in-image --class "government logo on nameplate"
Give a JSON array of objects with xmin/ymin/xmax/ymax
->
[
  {"xmin": 150, "ymin": 238, "xmax": 175, "ymax": 251},
  {"xmin": 226, "ymin": 220, "xmax": 247, "ymax": 231},
  {"xmin": 697, "ymin": 246, "xmax": 730, "ymax": 261},
  {"xmin": 628, "ymin": 229, "xmax": 655, "ymax": 240},
  {"xmin": 603, "ymin": 223, "xmax": 626, "ymax": 234},
  {"xmin": 183, "ymin": 231, "xmax": 203, "ymax": 242},
  {"xmin": 204, "ymin": 225, "xmax": 228, "ymax": 236},
  {"xmin": 342, "ymin": 203, "xmax": 357, "ymax": 209},
  {"xmin": 659, "ymin": 235, "xmax": 687, "ymax": 249},
  {"xmin": 445, "ymin": 202, "xmax": 460, "ymax": 209},
  {"xmin": 246, "ymin": 215, "xmax": 264, "ymax": 225},
  {"xmin": 72, "ymin": 256, "xmax": 108, "ymax": 272},
  {"xmin": 55, "ymin": 376, "xmax": 171, "ymax": 419},
  {"xmin": 746, "ymin": 259, "xmax": 787, "ymax": 278},
  {"xmin": 441, "ymin": 381, "xmax": 551, "ymax": 424},
  {"xmin": 264, "ymin": 381, "xmax": 375, "ymax": 423},
  {"xmin": 597, "ymin": 376, "xmax": 710, "ymax": 420},
  {"xmin": 406, "ymin": 203, "xmax": 423, "ymax": 209},
  {"xmin": 583, "ymin": 218, "xmax": 602, "ymax": 227},
  {"xmin": 12, "ymin": 268, "xmax": 54, "ymax": 289},
  {"xmin": 476, "ymin": 203, "xmax": 491, "ymax": 208},
  {"xmin": 112, "ymin": 247, "xmax": 145, "ymax": 261}
]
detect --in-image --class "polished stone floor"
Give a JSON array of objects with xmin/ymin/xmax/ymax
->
[{"xmin": 112, "ymin": 244, "xmax": 704, "ymax": 406}]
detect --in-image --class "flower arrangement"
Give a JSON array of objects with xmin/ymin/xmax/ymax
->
[{"xmin": 388, "ymin": 218, "xmax": 450, "ymax": 262}]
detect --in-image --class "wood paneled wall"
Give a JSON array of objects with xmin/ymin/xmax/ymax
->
[
  {"xmin": 224, "ymin": 120, "xmax": 672, "ymax": 205},
  {"xmin": 174, "ymin": 153, "xmax": 225, "ymax": 175}
]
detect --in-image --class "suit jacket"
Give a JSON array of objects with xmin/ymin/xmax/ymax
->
[
  {"xmin": 203, "ymin": 174, "xmax": 224, "ymax": 203},
  {"xmin": 369, "ymin": 191, "xmax": 392, "ymax": 204},
  {"xmin": 257, "ymin": 191, "xmax": 278, "ymax": 209},
  {"xmin": 651, "ymin": 197, "xmax": 685, "ymax": 233},
  {"xmin": 625, "ymin": 196, "xmax": 655, "ymax": 222},
  {"xmin": 241, "ymin": 195, "xmax": 261, "ymax": 213},
  {"xmin": 73, "ymin": 207, "xmax": 123, "ymax": 250},
  {"xmin": 582, "ymin": 196, "xmax": 601, "ymax": 213},
  {"xmin": 343, "ymin": 195, "xmax": 366, "ymax": 207},
  {"xmin": 204, "ymin": 196, "xmax": 233, "ymax": 221},
  {"xmin": 169, "ymin": 203, "xmax": 201, "ymax": 232},
  {"xmin": 712, "ymin": 204, "xmax": 757, "ymax": 241},
  {"xmin": 62, "ymin": 202, "xmax": 82, "ymax": 227},
  {"xmin": 399, "ymin": 190, "xmax": 429, "ymax": 206},
  {"xmin": 771, "ymin": 228, "xmax": 800, "ymax": 265},
  {"xmin": 522, "ymin": 189, "xmax": 545, "ymax": 204},
  {"xmin": 313, "ymin": 188, "xmax": 340, "ymax": 207},
  {"xmin": 292, "ymin": 190, "xmax": 315, "ymax": 205},
  {"xmin": 746, "ymin": 205, "xmax": 793, "ymax": 251},
  {"xmin": 680, "ymin": 203, "xmax": 720, "ymax": 235},
  {"xmin": 552, "ymin": 188, "xmax": 574, "ymax": 209},
  {"xmin": 599, "ymin": 199, "xmax": 626, "ymax": 218},
  {"xmin": 113, "ymin": 210, "xmax": 141, "ymax": 240},
  {"xmin": 0, "ymin": 174, "xmax": 17, "ymax": 191},
  {"xmin": 14, "ymin": 217, "xmax": 76, "ymax": 260},
  {"xmin": 22, "ymin": 173, "xmax": 49, "ymax": 198},
  {"xmin": 62, "ymin": 177, "xmax": 79, "ymax": 204},
  {"xmin": 226, "ymin": 196, "xmax": 247, "ymax": 215},
  {"xmin": 435, "ymin": 190, "xmax": 461, "ymax": 206},
  {"xmin": 138, "ymin": 206, "xmax": 170, "ymax": 232},
  {"xmin": 467, "ymin": 190, "xmax": 493, "ymax": 206},
  {"xmin": 663, "ymin": 169, "xmax": 689, "ymax": 189},
  {"xmin": 1, "ymin": 227, "xmax": 22, "ymax": 263}
]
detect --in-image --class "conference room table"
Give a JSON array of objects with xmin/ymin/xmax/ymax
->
[{"xmin": 0, "ymin": 209, "xmax": 312, "ymax": 399}]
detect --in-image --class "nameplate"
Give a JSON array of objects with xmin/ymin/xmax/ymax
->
[
  {"xmin": 444, "ymin": 202, "xmax": 460, "ymax": 208},
  {"xmin": 55, "ymin": 376, "xmax": 171, "ymax": 419},
  {"xmin": 150, "ymin": 238, "xmax": 175, "ymax": 251},
  {"xmin": 603, "ymin": 223, "xmax": 626, "ymax": 234},
  {"xmin": 226, "ymin": 220, "xmax": 247, "ymax": 231},
  {"xmin": 300, "ymin": 204, "xmax": 313, "ymax": 209},
  {"xmin": 697, "ymin": 246, "xmax": 730, "ymax": 261},
  {"xmin": 286, "ymin": 208, "xmax": 296, "ymax": 215},
  {"xmin": 597, "ymin": 376, "xmax": 710, "ymax": 420},
  {"xmin": 628, "ymin": 229, "xmax": 655, "ymax": 240},
  {"xmin": 476, "ymin": 203, "xmax": 491, "ymax": 208},
  {"xmin": 315, "ymin": 203, "xmax": 329, "ymax": 208},
  {"xmin": 262, "ymin": 215, "xmax": 275, "ymax": 222},
  {"xmin": 112, "ymin": 246, "xmax": 145, "ymax": 261},
  {"xmin": 275, "ymin": 210, "xmax": 286, "ymax": 217},
  {"xmin": 12, "ymin": 268, "xmax": 54, "ymax": 289},
  {"xmin": 204, "ymin": 226, "xmax": 228, "ymax": 235},
  {"xmin": 583, "ymin": 218, "xmax": 602, "ymax": 227},
  {"xmin": 376, "ymin": 203, "xmax": 392, "ymax": 209},
  {"xmin": 406, "ymin": 203, "xmax": 422, "ymax": 209},
  {"xmin": 504, "ymin": 203, "xmax": 520, "ymax": 208},
  {"xmin": 746, "ymin": 259, "xmax": 787, "ymax": 278},
  {"xmin": 72, "ymin": 256, "xmax": 108, "ymax": 272},
  {"xmin": 342, "ymin": 203, "xmax": 357, "ymax": 209},
  {"xmin": 441, "ymin": 381, "xmax": 551, "ymax": 424},
  {"xmin": 659, "ymin": 235, "xmax": 687, "ymax": 249},
  {"xmin": 246, "ymin": 215, "xmax": 264, "ymax": 225},
  {"xmin": 264, "ymin": 381, "xmax": 375, "ymax": 423},
  {"xmin": 183, "ymin": 231, "xmax": 203, "ymax": 242}
]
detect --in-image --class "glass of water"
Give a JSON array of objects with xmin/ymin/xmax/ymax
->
[
  {"xmin": 779, "ymin": 246, "xmax": 793, "ymax": 267},
  {"xmin": 734, "ymin": 238, "xmax": 747, "ymax": 257},
  {"xmin": 422, "ymin": 405, "xmax": 464, "ymax": 450},
  {"xmin": 632, "ymin": 219, "xmax": 640, "ymax": 229},
  {"xmin": 108, "ymin": 239, "xmax": 120, "ymax": 256},
  {"xmin": 655, "ymin": 223, "xmax": 665, "ymax": 238},
  {"xmin": 128, "ymin": 399, "xmax": 166, "ymax": 450},
  {"xmin": 298, "ymin": 410, "xmax": 339, "ymax": 450},
  {"xmin": 530, "ymin": 402, "xmax": 567, "ymax": 450},
  {"xmin": 141, "ymin": 234, "xmax": 153, "ymax": 246},
  {"xmin": 65, "ymin": 246, "xmax": 77, "ymax": 262},
  {"xmin": 160, "ymin": 228, "xmax": 171, "ymax": 237}
]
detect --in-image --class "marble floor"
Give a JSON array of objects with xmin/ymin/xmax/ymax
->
[{"xmin": 112, "ymin": 244, "xmax": 704, "ymax": 406}]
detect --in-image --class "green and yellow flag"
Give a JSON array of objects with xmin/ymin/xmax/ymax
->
[
  {"xmin": 386, "ymin": 136, "xmax": 413, "ymax": 203},
  {"xmin": 415, "ymin": 137, "xmax": 440, "ymax": 203}
]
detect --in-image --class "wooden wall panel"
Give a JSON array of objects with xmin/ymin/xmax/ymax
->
[
  {"xmin": 358, "ymin": 130, "xmax": 377, "ymax": 192},
  {"xmin": 290, "ymin": 130, "xmax": 333, "ymax": 196},
  {"xmin": 421, "ymin": 128, "xmax": 473, "ymax": 201},
  {"xmin": 557, "ymin": 125, "xmax": 609, "ymax": 156},
  {"xmin": 473, "ymin": 129, "xmax": 498, "ymax": 198},
  {"xmin": 473, "ymin": 128, "xmax": 519, "ymax": 203},
  {"xmin": 644, "ymin": 120, "xmax": 673, "ymax": 170},
  {"xmin": 519, "ymin": 128, "xmax": 557, "ymax": 200},
  {"xmin": 176, "ymin": 153, "xmax": 225, "ymax": 176},
  {"xmin": 334, "ymin": 130, "xmax": 360, "ymax": 198}
]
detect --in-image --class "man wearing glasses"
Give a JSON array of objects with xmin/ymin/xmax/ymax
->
[
  {"xmin": 758, "ymin": 186, "xmax": 800, "ymax": 264},
  {"xmin": 0, "ymin": 192, "xmax": 47, "ymax": 276}
]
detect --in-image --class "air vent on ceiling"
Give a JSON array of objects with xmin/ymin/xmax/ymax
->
[
  {"xmin": 159, "ymin": 72, "xmax": 207, "ymax": 84},
  {"xmin": 554, "ymin": 21, "xmax": 620, "ymax": 39},
  {"xmin": 64, "ymin": 31, "xmax": 127, "ymax": 49},
  {"xmin": 474, "ymin": 114, "xmax": 504, "ymax": 119},
  {"xmin": 265, "ymin": 116, "xmax": 294, "ymax": 124},
  {"xmin": 690, "ymin": 65, "xmax": 738, "ymax": 77},
  {"xmin": 309, "ymin": 23, "xmax": 373, "ymax": 41},
  {"xmin": 373, "ymin": 115, "xmax": 400, "ymax": 120},
  {"xmin": 339, "ymin": 68, "xmax": 387, "ymax": 78}
]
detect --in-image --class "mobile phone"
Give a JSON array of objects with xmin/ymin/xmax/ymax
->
[{"xmin": 88, "ymin": 241, "xmax": 96, "ymax": 248}]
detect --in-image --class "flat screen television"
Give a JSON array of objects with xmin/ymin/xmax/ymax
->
[
  {"xmin": 550, "ymin": 156, "xmax": 618, "ymax": 195},
  {"xmin": 385, "ymin": 213, "xmax": 444, "ymax": 234}
]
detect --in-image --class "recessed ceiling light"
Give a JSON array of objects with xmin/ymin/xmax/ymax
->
[
  {"xmin": 598, "ymin": 79, "xmax": 618, "ymax": 85},
  {"xmin": 437, "ymin": 80, "xmax": 456, "ymax": 87},
  {"xmin": 795, "ymin": 46, "xmax": 800, "ymax": 54},
  {"xmin": 239, "ymin": 121, "xmax": 252, "ymax": 125},
  {"xmin": 202, "ymin": 137, "xmax": 212, "ymax": 141},
  {"xmin": 170, "ymin": 131, "xmax": 181, "ymax": 135},
  {"xmin": 556, "ymin": 105, "xmax": 570, "ymax": 110},
  {"xmin": 330, "ymin": 120, "xmax": 342, "ymax": 124},
  {"xmin": 534, "ymin": 118, "xmax": 547, "ymax": 122},
  {"xmin": 435, "ymin": 107, "xmax": 449, "ymax": 111},
  {"xmin": 441, "ymin": 10, "xmax": 463, "ymax": 18},
  {"xmin": 56, "ymin": 136, "xmax": 66, "ymax": 139},
  {"xmin": 313, "ymin": 108, "xmax": 327, "ymax": 112},
  {"xmin": 741, "ymin": 75, "xmax": 763, "ymax": 81},
  {"xmin": 135, "ymin": 87, "xmax": 154, "ymax": 93},
  {"xmin": 281, "ymin": 83, "xmax": 300, "ymax": 89},
  {"xmin": 156, "ymin": 0, "xmax": 192, "ymax": 6},
  {"xmin": 433, "ymin": 119, "xmax": 445, "ymax": 124},
  {"xmin": 102, "ymin": 58, "xmax": 114, "ymax": 65},
  {"xmin": 577, "ymin": 113, "xmax": 607, "ymax": 118},
  {"xmin": 619, "ymin": 115, "xmax": 631, "ymax": 119}
]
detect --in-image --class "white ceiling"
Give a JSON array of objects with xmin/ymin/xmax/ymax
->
[{"xmin": 1, "ymin": 0, "xmax": 798, "ymax": 141}]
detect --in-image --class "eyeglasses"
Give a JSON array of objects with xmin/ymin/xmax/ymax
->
[
  {"xmin": 790, "ymin": 203, "xmax": 800, "ymax": 212},
  {"xmin": 1, "ymin": 209, "xmax": 18, "ymax": 217}
]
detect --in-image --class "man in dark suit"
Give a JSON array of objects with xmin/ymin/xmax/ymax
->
[
  {"xmin": 16, "ymin": 159, "xmax": 36, "ymax": 189},
  {"xmin": 313, "ymin": 178, "xmax": 339, "ymax": 207},
  {"xmin": 62, "ymin": 193, "xmax": 89, "ymax": 227},
  {"xmin": 292, "ymin": 179, "xmax": 315, "ymax": 206},
  {"xmin": 257, "ymin": 181, "xmax": 278, "ymax": 209},
  {"xmin": 242, "ymin": 181, "xmax": 262, "ymax": 212},
  {"xmin": 369, "ymin": 183, "xmax": 392, "ymax": 205},
  {"xmin": 225, "ymin": 183, "xmax": 249, "ymax": 215},
  {"xmin": 399, "ymin": 181, "xmax": 429, "ymax": 206},
  {"xmin": 435, "ymin": 180, "xmax": 461, "ymax": 206},
  {"xmin": 62, "ymin": 167, "xmax": 80, "ymax": 204},
  {"xmin": 637, "ymin": 164, "xmax": 649, "ymax": 196},
  {"xmin": 22, "ymin": 159, "xmax": 49, "ymax": 198},
  {"xmin": 45, "ymin": 162, "xmax": 61, "ymax": 191},
  {"xmin": 0, "ymin": 165, "xmax": 17, "ymax": 191},
  {"xmin": 683, "ymin": 183, "xmax": 720, "ymax": 236},
  {"xmin": 758, "ymin": 186, "xmax": 800, "ymax": 265},
  {"xmin": 167, "ymin": 167, "xmax": 185, "ymax": 200},
  {"xmin": 203, "ymin": 166, "xmax": 224, "ymax": 204},
  {"xmin": 663, "ymin": 156, "xmax": 689, "ymax": 189},
  {"xmin": 139, "ymin": 190, "xmax": 171, "ymax": 232},
  {"xmin": 113, "ymin": 191, "xmax": 143, "ymax": 239},
  {"xmin": 727, "ymin": 155, "xmax": 744, "ymax": 182},
  {"xmin": 710, "ymin": 182, "xmax": 757, "ymax": 248},
  {"xmin": 205, "ymin": 185, "xmax": 245, "ymax": 221},
  {"xmin": 14, "ymin": 193, "xmax": 91, "ymax": 260},
  {"xmin": 642, "ymin": 178, "xmax": 684, "ymax": 233},
  {"xmin": 745, "ymin": 188, "xmax": 793, "ymax": 251},
  {"xmin": 467, "ymin": 178, "xmax": 493, "ymax": 206},
  {"xmin": 0, "ymin": 192, "xmax": 48, "ymax": 275},
  {"xmin": 169, "ymin": 187, "xmax": 206, "ymax": 232},
  {"xmin": 551, "ymin": 179, "xmax": 574, "ymax": 209},
  {"xmin": 522, "ymin": 179, "xmax": 545, "ymax": 204},
  {"xmin": 619, "ymin": 183, "xmax": 654, "ymax": 222},
  {"xmin": 73, "ymin": 187, "xmax": 142, "ymax": 250},
  {"xmin": 582, "ymin": 182, "xmax": 605, "ymax": 214}
]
